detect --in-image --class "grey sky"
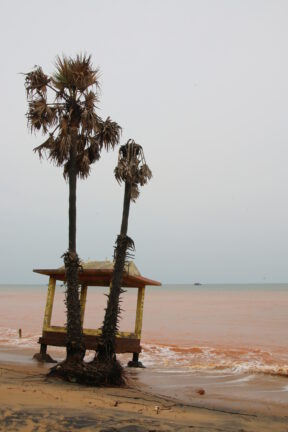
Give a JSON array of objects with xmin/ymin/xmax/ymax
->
[{"xmin": 0, "ymin": 0, "xmax": 288, "ymax": 284}]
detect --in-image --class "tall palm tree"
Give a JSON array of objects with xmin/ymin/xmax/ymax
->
[
  {"xmin": 25, "ymin": 55, "xmax": 121, "ymax": 377},
  {"xmin": 92, "ymin": 140, "xmax": 152, "ymax": 382}
]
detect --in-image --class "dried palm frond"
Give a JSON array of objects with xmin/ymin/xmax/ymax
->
[
  {"xmin": 131, "ymin": 184, "xmax": 140, "ymax": 202},
  {"xmin": 113, "ymin": 234, "xmax": 135, "ymax": 262},
  {"xmin": 50, "ymin": 134, "xmax": 71, "ymax": 165},
  {"xmin": 27, "ymin": 98, "xmax": 58, "ymax": 133},
  {"xmin": 76, "ymin": 150, "xmax": 91, "ymax": 179},
  {"xmin": 33, "ymin": 135, "xmax": 55, "ymax": 159},
  {"xmin": 24, "ymin": 67, "xmax": 50, "ymax": 97},
  {"xmin": 80, "ymin": 110, "xmax": 100, "ymax": 134},
  {"xmin": 138, "ymin": 164, "xmax": 152, "ymax": 185},
  {"xmin": 96, "ymin": 117, "xmax": 122, "ymax": 150},
  {"xmin": 53, "ymin": 54, "xmax": 100, "ymax": 93},
  {"xmin": 87, "ymin": 137, "xmax": 101, "ymax": 163},
  {"xmin": 60, "ymin": 115, "xmax": 69, "ymax": 135},
  {"xmin": 84, "ymin": 91, "xmax": 98, "ymax": 109},
  {"xmin": 114, "ymin": 139, "xmax": 152, "ymax": 201}
]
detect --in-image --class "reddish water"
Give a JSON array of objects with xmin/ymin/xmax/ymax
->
[{"xmin": 0, "ymin": 284, "xmax": 288, "ymax": 376}]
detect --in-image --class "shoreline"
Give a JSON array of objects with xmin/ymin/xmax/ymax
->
[{"xmin": 1, "ymin": 347, "xmax": 288, "ymax": 431}]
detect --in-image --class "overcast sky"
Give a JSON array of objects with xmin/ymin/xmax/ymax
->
[{"xmin": 1, "ymin": 0, "xmax": 288, "ymax": 284}]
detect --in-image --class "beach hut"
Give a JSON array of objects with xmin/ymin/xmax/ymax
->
[{"xmin": 33, "ymin": 260, "xmax": 161, "ymax": 366}]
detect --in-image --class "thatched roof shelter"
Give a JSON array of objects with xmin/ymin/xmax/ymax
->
[
  {"xmin": 34, "ymin": 260, "xmax": 161, "ymax": 288},
  {"xmin": 33, "ymin": 260, "xmax": 161, "ymax": 364}
]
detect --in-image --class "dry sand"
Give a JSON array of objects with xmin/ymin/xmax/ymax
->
[{"xmin": 0, "ymin": 353, "xmax": 288, "ymax": 431}]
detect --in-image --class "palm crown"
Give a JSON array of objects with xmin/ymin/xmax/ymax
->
[
  {"xmin": 114, "ymin": 139, "xmax": 152, "ymax": 201},
  {"xmin": 25, "ymin": 54, "xmax": 121, "ymax": 178}
]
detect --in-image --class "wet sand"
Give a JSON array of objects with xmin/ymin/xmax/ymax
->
[
  {"xmin": 0, "ymin": 348, "xmax": 288, "ymax": 431},
  {"xmin": 139, "ymin": 367, "xmax": 288, "ymax": 417}
]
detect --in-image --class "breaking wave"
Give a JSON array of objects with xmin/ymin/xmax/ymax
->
[
  {"xmin": 0, "ymin": 326, "xmax": 287, "ymax": 377},
  {"xmin": 0, "ymin": 326, "xmax": 39, "ymax": 348},
  {"xmin": 138, "ymin": 343, "xmax": 288, "ymax": 377}
]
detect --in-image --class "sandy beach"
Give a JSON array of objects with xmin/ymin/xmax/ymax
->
[{"xmin": 0, "ymin": 348, "xmax": 288, "ymax": 432}]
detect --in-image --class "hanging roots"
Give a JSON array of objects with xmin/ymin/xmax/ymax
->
[{"xmin": 49, "ymin": 357, "xmax": 126, "ymax": 386}]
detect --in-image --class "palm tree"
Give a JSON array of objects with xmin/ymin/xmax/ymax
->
[
  {"xmin": 25, "ymin": 54, "xmax": 121, "ymax": 379},
  {"xmin": 92, "ymin": 140, "xmax": 152, "ymax": 382}
]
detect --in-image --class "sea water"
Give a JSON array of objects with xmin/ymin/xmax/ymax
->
[
  {"xmin": 1, "ymin": 283, "xmax": 288, "ymax": 408},
  {"xmin": 0, "ymin": 283, "xmax": 288, "ymax": 374}
]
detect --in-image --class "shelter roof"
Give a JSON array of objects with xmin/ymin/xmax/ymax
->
[{"xmin": 33, "ymin": 260, "xmax": 161, "ymax": 288}]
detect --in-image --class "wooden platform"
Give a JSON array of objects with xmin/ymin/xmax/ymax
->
[{"xmin": 39, "ymin": 331, "xmax": 141, "ymax": 353}]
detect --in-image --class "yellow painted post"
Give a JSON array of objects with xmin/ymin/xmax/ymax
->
[
  {"xmin": 80, "ymin": 285, "xmax": 88, "ymax": 325},
  {"xmin": 43, "ymin": 277, "xmax": 56, "ymax": 331},
  {"xmin": 134, "ymin": 286, "xmax": 145, "ymax": 339}
]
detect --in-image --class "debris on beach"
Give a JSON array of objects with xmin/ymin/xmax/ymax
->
[{"xmin": 154, "ymin": 405, "xmax": 160, "ymax": 414}]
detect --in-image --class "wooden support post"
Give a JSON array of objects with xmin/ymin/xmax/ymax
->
[
  {"xmin": 135, "ymin": 286, "xmax": 145, "ymax": 339},
  {"xmin": 33, "ymin": 277, "xmax": 57, "ymax": 363},
  {"xmin": 128, "ymin": 286, "xmax": 146, "ymax": 368},
  {"xmin": 43, "ymin": 277, "xmax": 56, "ymax": 331},
  {"xmin": 40, "ymin": 343, "xmax": 47, "ymax": 356},
  {"xmin": 80, "ymin": 285, "xmax": 88, "ymax": 325},
  {"xmin": 132, "ymin": 352, "xmax": 139, "ymax": 363},
  {"xmin": 128, "ymin": 351, "xmax": 145, "ymax": 368}
]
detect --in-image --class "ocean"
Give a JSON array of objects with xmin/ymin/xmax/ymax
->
[{"xmin": 1, "ymin": 283, "xmax": 288, "ymax": 409}]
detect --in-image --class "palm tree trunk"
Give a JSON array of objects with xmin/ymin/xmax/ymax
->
[
  {"xmin": 120, "ymin": 182, "xmax": 131, "ymax": 236},
  {"xmin": 97, "ymin": 182, "xmax": 132, "ymax": 361},
  {"xmin": 65, "ymin": 130, "xmax": 85, "ymax": 362},
  {"xmin": 69, "ymin": 138, "xmax": 77, "ymax": 253}
]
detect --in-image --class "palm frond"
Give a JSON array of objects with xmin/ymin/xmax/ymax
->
[
  {"xmin": 24, "ymin": 67, "xmax": 50, "ymax": 97},
  {"xmin": 138, "ymin": 164, "xmax": 152, "ymax": 185},
  {"xmin": 53, "ymin": 54, "xmax": 100, "ymax": 93},
  {"xmin": 87, "ymin": 137, "xmax": 101, "ymax": 163},
  {"xmin": 84, "ymin": 90, "xmax": 98, "ymax": 109},
  {"xmin": 49, "ymin": 134, "xmax": 71, "ymax": 165},
  {"xmin": 76, "ymin": 150, "xmax": 91, "ymax": 179},
  {"xmin": 27, "ymin": 97, "xmax": 58, "ymax": 133},
  {"xmin": 114, "ymin": 139, "xmax": 152, "ymax": 200},
  {"xmin": 130, "ymin": 184, "xmax": 140, "ymax": 202},
  {"xmin": 96, "ymin": 117, "xmax": 121, "ymax": 150},
  {"xmin": 80, "ymin": 110, "xmax": 101, "ymax": 134},
  {"xmin": 33, "ymin": 135, "xmax": 55, "ymax": 159}
]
